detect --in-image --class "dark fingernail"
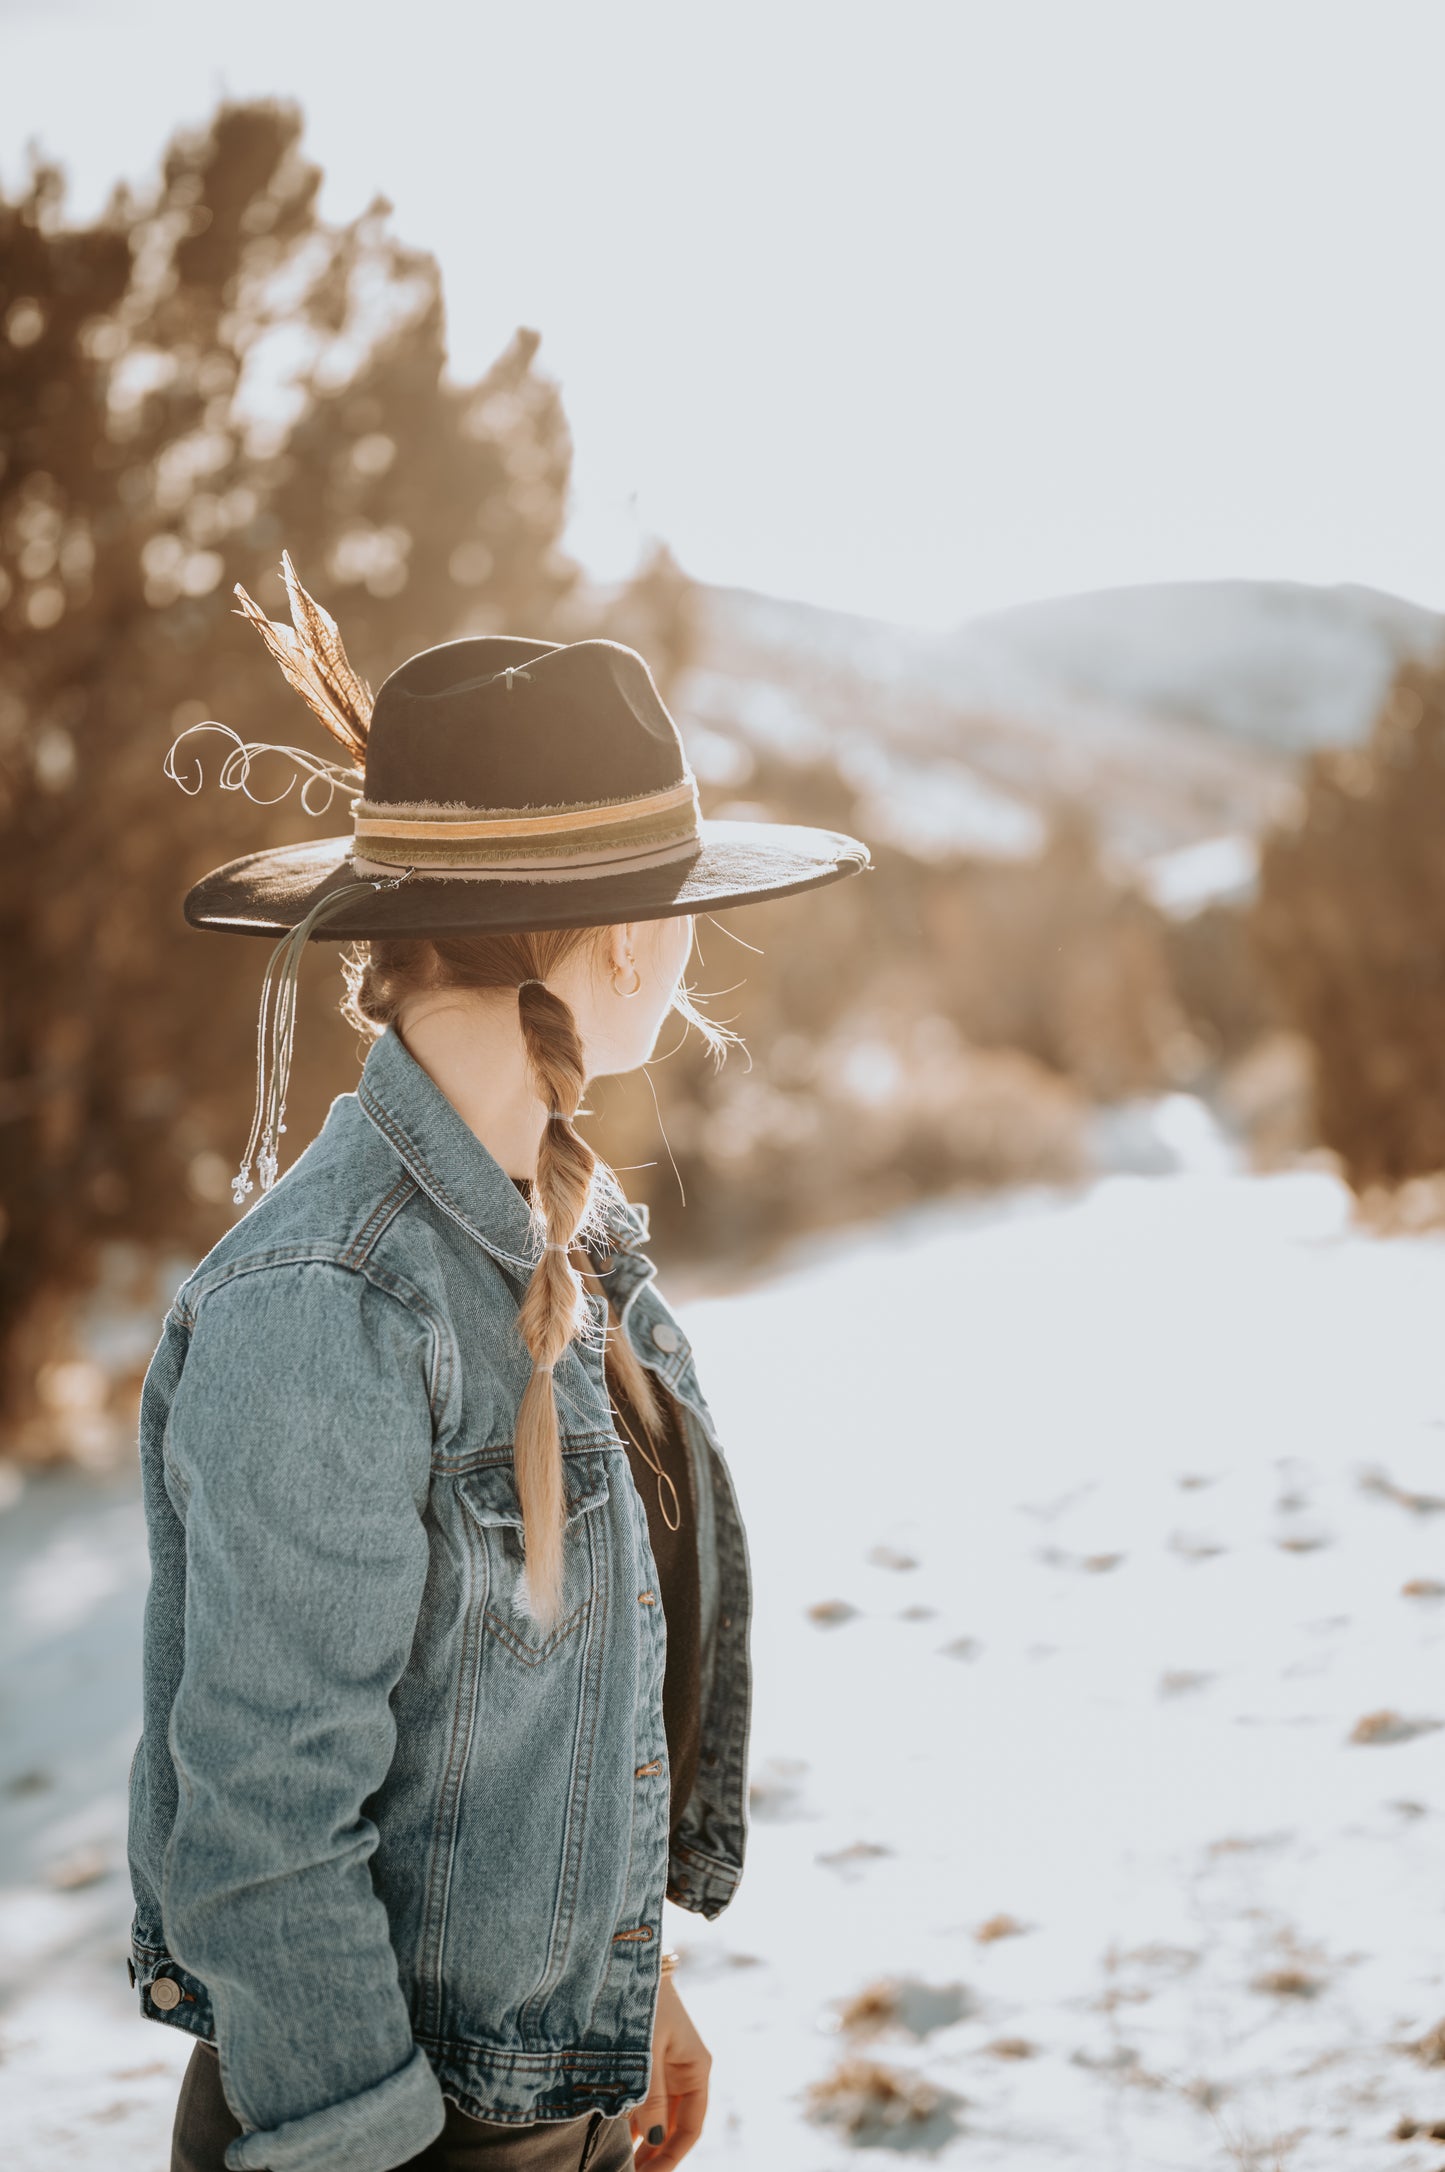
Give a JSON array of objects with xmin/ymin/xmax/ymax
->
[{"xmin": 648, "ymin": 2125, "xmax": 665, "ymax": 2146}]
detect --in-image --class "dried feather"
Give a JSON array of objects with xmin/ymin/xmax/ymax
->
[
  {"xmin": 280, "ymin": 552, "xmax": 373, "ymax": 743},
  {"xmin": 233, "ymin": 555, "xmax": 373, "ymax": 763}
]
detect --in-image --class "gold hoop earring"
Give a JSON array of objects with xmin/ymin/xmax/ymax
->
[{"xmin": 612, "ymin": 960, "xmax": 642, "ymax": 999}]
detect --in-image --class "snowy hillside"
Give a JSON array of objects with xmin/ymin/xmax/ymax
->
[
  {"xmin": 681, "ymin": 578, "xmax": 1444, "ymax": 878},
  {"xmin": 5, "ymin": 1144, "xmax": 1445, "ymax": 2168},
  {"xmin": 971, "ymin": 581, "xmax": 1445, "ymax": 756}
]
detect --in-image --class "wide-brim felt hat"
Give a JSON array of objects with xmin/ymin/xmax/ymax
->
[{"xmin": 181, "ymin": 595, "xmax": 870, "ymax": 941}]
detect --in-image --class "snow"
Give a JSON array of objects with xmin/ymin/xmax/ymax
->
[
  {"xmin": 4, "ymin": 1163, "xmax": 1445, "ymax": 2167},
  {"xmin": 968, "ymin": 582, "xmax": 1445, "ymax": 757},
  {"xmin": 1141, "ymin": 833, "xmax": 1260, "ymax": 919}
]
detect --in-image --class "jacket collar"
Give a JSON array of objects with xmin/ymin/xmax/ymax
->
[{"xmin": 355, "ymin": 1023, "xmax": 649, "ymax": 1276}]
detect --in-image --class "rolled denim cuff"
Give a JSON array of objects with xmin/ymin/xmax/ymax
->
[{"xmin": 223, "ymin": 2045, "xmax": 445, "ymax": 2172}]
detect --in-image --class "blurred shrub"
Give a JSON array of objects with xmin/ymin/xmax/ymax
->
[
  {"xmin": 908, "ymin": 802, "xmax": 1191, "ymax": 1100},
  {"xmin": 1162, "ymin": 899, "xmax": 1278, "ymax": 1067},
  {"xmin": 0, "ymin": 100, "xmax": 679, "ymax": 1452},
  {"xmin": 1254, "ymin": 651, "xmax": 1445, "ymax": 1186},
  {"xmin": 1213, "ymin": 1032, "xmax": 1317, "ymax": 1172},
  {"xmin": 588, "ymin": 759, "xmax": 1193, "ymax": 1263}
]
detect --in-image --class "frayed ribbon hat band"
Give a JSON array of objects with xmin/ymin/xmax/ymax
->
[
  {"xmin": 351, "ymin": 777, "xmax": 701, "ymax": 874},
  {"xmin": 349, "ymin": 774, "xmax": 703, "ymax": 889}
]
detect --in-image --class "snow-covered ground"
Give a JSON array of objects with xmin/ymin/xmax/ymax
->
[{"xmin": 4, "ymin": 1157, "xmax": 1445, "ymax": 2169}]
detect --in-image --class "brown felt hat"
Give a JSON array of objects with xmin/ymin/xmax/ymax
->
[
  {"xmin": 173, "ymin": 562, "xmax": 871, "ymax": 1202},
  {"xmin": 180, "ymin": 580, "xmax": 870, "ymax": 941}
]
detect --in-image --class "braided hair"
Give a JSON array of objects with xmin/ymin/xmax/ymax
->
[{"xmin": 343, "ymin": 927, "xmax": 705, "ymax": 1627}]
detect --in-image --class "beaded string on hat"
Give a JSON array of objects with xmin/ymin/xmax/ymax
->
[{"xmin": 233, "ymin": 867, "xmax": 415, "ymax": 1204}]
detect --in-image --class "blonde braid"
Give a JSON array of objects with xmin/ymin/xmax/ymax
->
[
  {"xmin": 514, "ymin": 980, "xmax": 597, "ymax": 1629},
  {"xmin": 584, "ymin": 1265, "xmax": 664, "ymax": 1442}
]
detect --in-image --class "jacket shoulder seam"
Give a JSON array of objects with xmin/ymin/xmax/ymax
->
[{"xmin": 176, "ymin": 1250, "xmax": 454, "ymax": 1431}]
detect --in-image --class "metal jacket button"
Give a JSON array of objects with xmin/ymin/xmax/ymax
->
[
  {"xmin": 650, "ymin": 1323, "xmax": 681, "ymax": 1354},
  {"xmin": 149, "ymin": 1976, "xmax": 182, "ymax": 2011}
]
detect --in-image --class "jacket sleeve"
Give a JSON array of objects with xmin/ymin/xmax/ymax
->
[{"xmin": 160, "ymin": 1261, "xmax": 447, "ymax": 2172}]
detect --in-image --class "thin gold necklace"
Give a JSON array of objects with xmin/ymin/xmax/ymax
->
[{"xmin": 609, "ymin": 1386, "xmax": 683, "ymax": 1533}]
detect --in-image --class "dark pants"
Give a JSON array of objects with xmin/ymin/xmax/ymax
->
[{"xmin": 171, "ymin": 2041, "xmax": 636, "ymax": 2171}]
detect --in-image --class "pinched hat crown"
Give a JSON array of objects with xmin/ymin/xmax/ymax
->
[{"xmin": 353, "ymin": 634, "xmax": 702, "ymax": 880}]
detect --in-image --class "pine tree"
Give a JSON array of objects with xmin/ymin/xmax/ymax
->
[
  {"xmin": 1254, "ymin": 649, "xmax": 1445, "ymax": 1185},
  {"xmin": 0, "ymin": 100, "xmax": 591, "ymax": 1444}
]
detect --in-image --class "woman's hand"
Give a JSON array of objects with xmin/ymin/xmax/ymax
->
[{"xmin": 629, "ymin": 1975, "xmax": 711, "ymax": 2168}]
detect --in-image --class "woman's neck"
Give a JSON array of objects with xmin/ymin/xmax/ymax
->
[{"xmin": 395, "ymin": 993, "xmax": 552, "ymax": 1180}]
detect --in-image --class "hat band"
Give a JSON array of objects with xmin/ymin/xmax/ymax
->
[{"xmin": 351, "ymin": 777, "xmax": 701, "ymax": 879}]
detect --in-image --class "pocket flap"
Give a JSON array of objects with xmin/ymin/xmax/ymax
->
[{"xmin": 461, "ymin": 1450, "xmax": 611, "ymax": 1530}]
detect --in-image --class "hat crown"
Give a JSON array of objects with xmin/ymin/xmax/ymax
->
[{"xmin": 362, "ymin": 635, "xmax": 688, "ymax": 813}]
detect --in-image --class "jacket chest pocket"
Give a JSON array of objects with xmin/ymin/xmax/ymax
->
[{"xmin": 458, "ymin": 1451, "xmax": 611, "ymax": 1665}]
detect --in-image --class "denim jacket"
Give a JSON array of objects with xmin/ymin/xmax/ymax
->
[{"xmin": 126, "ymin": 1024, "xmax": 753, "ymax": 2171}]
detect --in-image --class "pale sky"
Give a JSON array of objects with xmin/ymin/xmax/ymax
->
[{"xmin": 4, "ymin": 0, "xmax": 1444, "ymax": 629}]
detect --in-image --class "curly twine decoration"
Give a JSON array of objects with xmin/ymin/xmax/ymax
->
[{"xmin": 164, "ymin": 722, "xmax": 363, "ymax": 817}]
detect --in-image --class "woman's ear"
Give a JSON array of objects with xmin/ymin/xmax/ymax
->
[{"xmin": 606, "ymin": 923, "xmax": 639, "ymax": 978}]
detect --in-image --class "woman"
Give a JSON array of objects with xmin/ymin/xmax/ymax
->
[{"xmin": 126, "ymin": 561, "xmax": 869, "ymax": 2172}]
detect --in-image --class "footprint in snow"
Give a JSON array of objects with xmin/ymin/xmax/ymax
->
[
  {"xmin": 867, "ymin": 1543, "xmax": 920, "ymax": 1571},
  {"xmin": 808, "ymin": 1599, "xmax": 861, "ymax": 1628},
  {"xmin": 1168, "ymin": 1529, "xmax": 1228, "ymax": 1562},
  {"xmin": 1251, "ymin": 1967, "xmax": 1323, "ymax": 1999},
  {"xmin": 1359, "ymin": 1468, "xmax": 1445, "ymax": 1516},
  {"xmin": 1349, "ymin": 1709, "xmax": 1444, "ymax": 1746},
  {"xmin": 748, "ymin": 1756, "xmax": 812, "ymax": 1821},
  {"xmin": 817, "ymin": 1840, "xmax": 893, "ymax": 1878},
  {"xmin": 974, "ymin": 1912, "xmax": 1030, "ymax": 1944},
  {"xmin": 833, "ymin": 1976, "xmax": 977, "ymax": 2041},
  {"xmin": 805, "ymin": 2058, "xmax": 966, "ymax": 2152},
  {"xmin": 1036, "ymin": 1546, "xmax": 1125, "ymax": 1573}
]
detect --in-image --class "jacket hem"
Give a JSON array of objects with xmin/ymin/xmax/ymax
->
[{"xmin": 413, "ymin": 2034, "xmax": 653, "ymax": 2126}]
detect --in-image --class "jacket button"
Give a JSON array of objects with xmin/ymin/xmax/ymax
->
[
  {"xmin": 650, "ymin": 1323, "xmax": 681, "ymax": 1354},
  {"xmin": 149, "ymin": 1977, "xmax": 183, "ymax": 2011}
]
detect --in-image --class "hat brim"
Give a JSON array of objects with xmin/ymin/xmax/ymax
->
[{"xmin": 182, "ymin": 818, "xmax": 871, "ymax": 939}]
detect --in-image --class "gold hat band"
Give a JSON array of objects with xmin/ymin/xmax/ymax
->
[{"xmin": 351, "ymin": 776, "xmax": 702, "ymax": 878}]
